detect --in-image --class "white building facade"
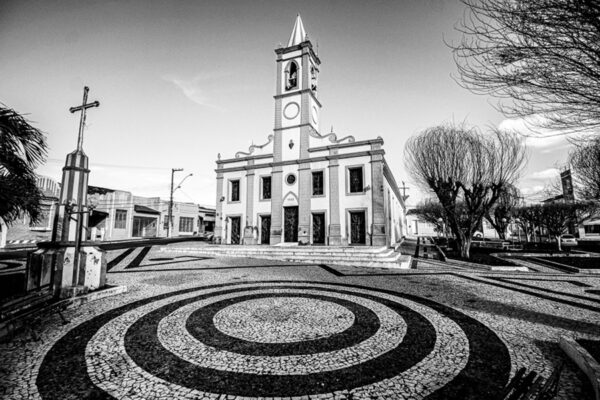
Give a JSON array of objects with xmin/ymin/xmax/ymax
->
[{"xmin": 215, "ymin": 16, "xmax": 407, "ymax": 247}]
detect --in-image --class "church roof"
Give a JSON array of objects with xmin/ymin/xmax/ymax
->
[{"xmin": 287, "ymin": 14, "xmax": 307, "ymax": 47}]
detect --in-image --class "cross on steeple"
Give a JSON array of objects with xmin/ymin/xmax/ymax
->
[{"xmin": 69, "ymin": 86, "xmax": 100, "ymax": 151}]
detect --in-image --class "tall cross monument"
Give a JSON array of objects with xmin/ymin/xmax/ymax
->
[
  {"xmin": 51, "ymin": 86, "xmax": 104, "ymax": 297},
  {"xmin": 55, "ymin": 86, "xmax": 100, "ymax": 243}
]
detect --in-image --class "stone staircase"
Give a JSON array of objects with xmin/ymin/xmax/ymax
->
[{"xmin": 159, "ymin": 244, "xmax": 412, "ymax": 269}]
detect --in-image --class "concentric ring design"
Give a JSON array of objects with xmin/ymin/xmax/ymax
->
[
  {"xmin": 37, "ymin": 281, "xmax": 511, "ymax": 399},
  {"xmin": 157, "ymin": 289, "xmax": 408, "ymax": 374}
]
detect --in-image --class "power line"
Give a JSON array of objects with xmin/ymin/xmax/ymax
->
[{"xmin": 47, "ymin": 158, "xmax": 172, "ymax": 171}]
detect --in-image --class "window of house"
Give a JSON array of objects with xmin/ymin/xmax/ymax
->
[
  {"xmin": 584, "ymin": 224, "xmax": 600, "ymax": 234},
  {"xmin": 230, "ymin": 180, "xmax": 240, "ymax": 202},
  {"xmin": 312, "ymin": 171, "xmax": 324, "ymax": 196},
  {"xmin": 179, "ymin": 216, "xmax": 194, "ymax": 232},
  {"xmin": 262, "ymin": 176, "xmax": 271, "ymax": 200},
  {"xmin": 348, "ymin": 167, "xmax": 364, "ymax": 193},
  {"xmin": 115, "ymin": 209, "xmax": 127, "ymax": 229}
]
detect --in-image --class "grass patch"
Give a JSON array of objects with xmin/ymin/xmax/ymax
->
[
  {"xmin": 539, "ymin": 257, "xmax": 600, "ymax": 269},
  {"xmin": 445, "ymin": 247, "xmax": 518, "ymax": 266}
]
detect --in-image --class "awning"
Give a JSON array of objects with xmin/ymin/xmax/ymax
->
[
  {"xmin": 134, "ymin": 205, "xmax": 161, "ymax": 215},
  {"xmin": 89, "ymin": 210, "xmax": 109, "ymax": 227}
]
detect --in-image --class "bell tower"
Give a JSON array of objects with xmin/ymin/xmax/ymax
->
[
  {"xmin": 273, "ymin": 14, "xmax": 321, "ymax": 163},
  {"xmin": 270, "ymin": 15, "xmax": 322, "ymax": 244}
]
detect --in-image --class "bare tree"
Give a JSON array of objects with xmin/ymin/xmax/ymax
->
[
  {"xmin": 408, "ymin": 199, "xmax": 447, "ymax": 235},
  {"xmin": 405, "ymin": 123, "xmax": 527, "ymax": 258},
  {"xmin": 540, "ymin": 201, "xmax": 598, "ymax": 251},
  {"xmin": 452, "ymin": 0, "xmax": 600, "ymax": 133},
  {"xmin": 513, "ymin": 204, "xmax": 543, "ymax": 243},
  {"xmin": 569, "ymin": 137, "xmax": 600, "ymax": 200},
  {"xmin": 484, "ymin": 184, "xmax": 521, "ymax": 239}
]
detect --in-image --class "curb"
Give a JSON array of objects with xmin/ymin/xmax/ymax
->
[
  {"xmin": 560, "ymin": 336, "xmax": 600, "ymax": 400},
  {"xmin": 0, "ymin": 285, "xmax": 127, "ymax": 341}
]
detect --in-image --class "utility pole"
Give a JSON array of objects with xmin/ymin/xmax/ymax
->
[{"xmin": 168, "ymin": 168, "xmax": 183, "ymax": 238}]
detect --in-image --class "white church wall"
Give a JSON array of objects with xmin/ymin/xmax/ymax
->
[
  {"xmin": 222, "ymin": 160, "xmax": 246, "ymax": 168},
  {"xmin": 337, "ymin": 144, "xmax": 371, "ymax": 155},
  {"xmin": 281, "ymin": 128, "xmax": 301, "ymax": 162},
  {"xmin": 254, "ymin": 166, "xmax": 272, "ymax": 224},
  {"xmin": 220, "ymin": 170, "xmax": 246, "ymax": 240},
  {"xmin": 383, "ymin": 178, "xmax": 405, "ymax": 244},
  {"xmin": 337, "ymin": 156, "xmax": 373, "ymax": 243},
  {"xmin": 281, "ymin": 164, "xmax": 299, "ymax": 202}
]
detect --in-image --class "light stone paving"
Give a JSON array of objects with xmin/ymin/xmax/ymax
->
[
  {"xmin": 1, "ymin": 246, "xmax": 599, "ymax": 399},
  {"xmin": 213, "ymin": 297, "xmax": 355, "ymax": 343}
]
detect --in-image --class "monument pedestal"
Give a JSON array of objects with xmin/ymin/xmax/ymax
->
[{"xmin": 27, "ymin": 242, "xmax": 107, "ymax": 299}]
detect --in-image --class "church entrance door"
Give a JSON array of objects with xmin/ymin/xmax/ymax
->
[
  {"xmin": 230, "ymin": 217, "xmax": 241, "ymax": 244},
  {"xmin": 260, "ymin": 215, "xmax": 271, "ymax": 244},
  {"xmin": 312, "ymin": 213, "xmax": 326, "ymax": 244},
  {"xmin": 349, "ymin": 211, "xmax": 366, "ymax": 245},
  {"xmin": 283, "ymin": 206, "xmax": 298, "ymax": 242}
]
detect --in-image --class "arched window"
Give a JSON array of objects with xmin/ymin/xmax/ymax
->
[{"xmin": 285, "ymin": 61, "xmax": 298, "ymax": 90}]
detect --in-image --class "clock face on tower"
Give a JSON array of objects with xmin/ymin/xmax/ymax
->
[
  {"xmin": 311, "ymin": 106, "xmax": 319, "ymax": 125},
  {"xmin": 283, "ymin": 102, "xmax": 300, "ymax": 120}
]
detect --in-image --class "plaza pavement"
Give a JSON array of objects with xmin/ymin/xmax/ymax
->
[{"xmin": 1, "ymin": 243, "xmax": 599, "ymax": 399}]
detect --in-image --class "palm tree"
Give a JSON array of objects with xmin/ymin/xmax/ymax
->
[{"xmin": 0, "ymin": 104, "xmax": 48, "ymax": 246}]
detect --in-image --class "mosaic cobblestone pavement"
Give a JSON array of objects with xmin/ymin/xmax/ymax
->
[{"xmin": 1, "ymin": 244, "xmax": 600, "ymax": 399}]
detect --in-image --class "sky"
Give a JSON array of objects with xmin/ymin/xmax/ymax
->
[{"xmin": 1, "ymin": 0, "xmax": 571, "ymax": 207}]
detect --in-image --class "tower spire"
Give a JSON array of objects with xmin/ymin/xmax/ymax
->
[{"xmin": 287, "ymin": 14, "xmax": 307, "ymax": 47}]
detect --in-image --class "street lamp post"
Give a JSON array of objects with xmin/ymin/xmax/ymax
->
[
  {"xmin": 168, "ymin": 169, "xmax": 193, "ymax": 238},
  {"xmin": 438, "ymin": 217, "xmax": 447, "ymax": 242}
]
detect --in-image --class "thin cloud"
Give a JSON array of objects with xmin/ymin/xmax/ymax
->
[
  {"xmin": 528, "ymin": 168, "xmax": 559, "ymax": 180},
  {"xmin": 498, "ymin": 117, "xmax": 572, "ymax": 154},
  {"xmin": 162, "ymin": 73, "xmax": 226, "ymax": 111}
]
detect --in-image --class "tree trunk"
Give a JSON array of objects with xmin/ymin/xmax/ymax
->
[
  {"xmin": 459, "ymin": 236, "xmax": 471, "ymax": 259},
  {"xmin": 556, "ymin": 235, "xmax": 562, "ymax": 252}
]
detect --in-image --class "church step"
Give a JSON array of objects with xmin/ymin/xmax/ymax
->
[
  {"xmin": 163, "ymin": 245, "xmax": 392, "ymax": 256},
  {"xmin": 159, "ymin": 247, "xmax": 411, "ymax": 268},
  {"xmin": 161, "ymin": 247, "xmax": 398, "ymax": 260}
]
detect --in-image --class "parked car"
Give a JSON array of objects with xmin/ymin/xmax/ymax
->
[{"xmin": 560, "ymin": 234, "xmax": 578, "ymax": 247}]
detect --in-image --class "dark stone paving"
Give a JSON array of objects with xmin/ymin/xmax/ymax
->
[{"xmin": 1, "ymin": 244, "xmax": 599, "ymax": 399}]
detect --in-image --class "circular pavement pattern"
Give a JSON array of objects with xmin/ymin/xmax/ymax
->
[{"xmin": 37, "ymin": 281, "xmax": 511, "ymax": 399}]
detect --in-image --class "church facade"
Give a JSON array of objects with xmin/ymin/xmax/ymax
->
[{"xmin": 215, "ymin": 16, "xmax": 407, "ymax": 246}]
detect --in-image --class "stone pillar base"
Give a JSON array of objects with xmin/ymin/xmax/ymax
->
[
  {"xmin": 27, "ymin": 244, "xmax": 107, "ymax": 299},
  {"xmin": 371, "ymin": 223, "xmax": 387, "ymax": 246},
  {"xmin": 269, "ymin": 231, "xmax": 282, "ymax": 245},
  {"xmin": 242, "ymin": 227, "xmax": 257, "ymax": 245},
  {"xmin": 328, "ymin": 224, "xmax": 342, "ymax": 246},
  {"xmin": 298, "ymin": 224, "xmax": 310, "ymax": 245}
]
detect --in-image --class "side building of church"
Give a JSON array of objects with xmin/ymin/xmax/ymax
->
[{"xmin": 215, "ymin": 16, "xmax": 407, "ymax": 247}]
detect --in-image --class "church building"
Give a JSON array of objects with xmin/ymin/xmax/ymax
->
[{"xmin": 215, "ymin": 16, "xmax": 407, "ymax": 246}]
